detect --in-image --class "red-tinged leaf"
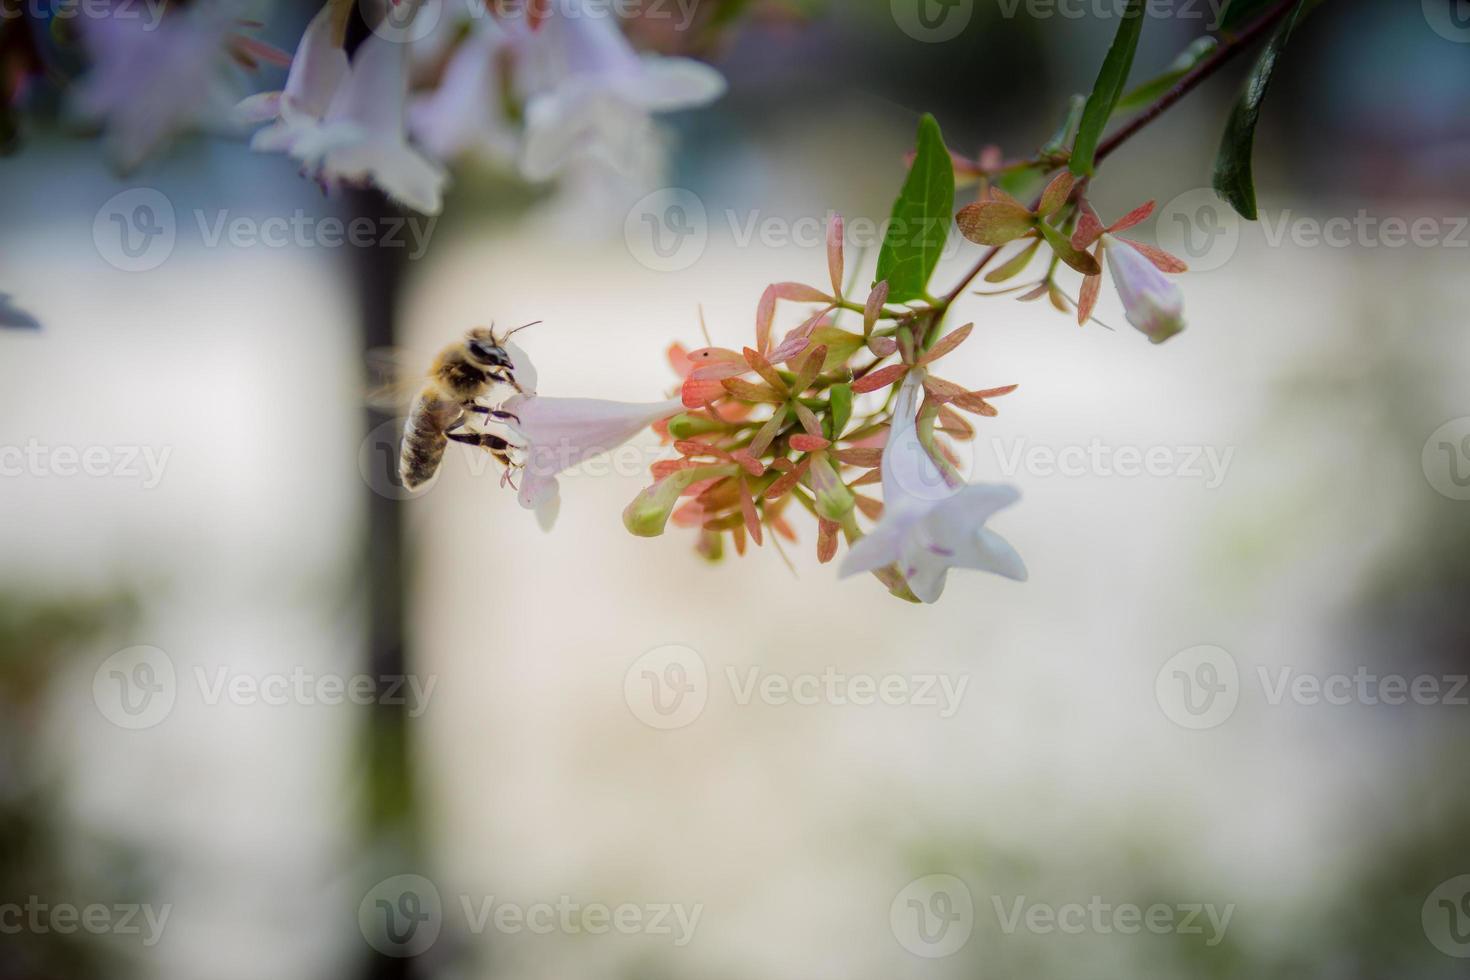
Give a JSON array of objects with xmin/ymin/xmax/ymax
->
[
  {"xmin": 827, "ymin": 214, "xmax": 845, "ymax": 298},
  {"xmin": 955, "ymin": 395, "xmax": 1000, "ymax": 416},
  {"xmin": 688, "ymin": 346, "xmax": 745, "ymax": 367},
  {"xmin": 979, "ymin": 144, "xmax": 1004, "ymax": 170},
  {"xmin": 742, "ymin": 347, "xmax": 788, "ymax": 393},
  {"xmin": 769, "ymin": 458, "xmax": 794, "ymax": 472},
  {"xmin": 854, "ymin": 494, "xmax": 884, "ymax": 521},
  {"xmin": 1077, "ymin": 270, "xmax": 1102, "ymax": 326},
  {"xmin": 731, "ymin": 523, "xmax": 747, "ymax": 556},
  {"xmin": 816, "ymin": 519, "xmax": 839, "ymax": 564},
  {"xmin": 987, "ymin": 185, "xmax": 1025, "ymax": 208},
  {"xmin": 682, "ymin": 376, "xmax": 726, "ymax": 407},
  {"xmin": 722, "ymin": 378, "xmax": 785, "ymax": 403},
  {"xmin": 764, "ymin": 456, "xmax": 813, "ymax": 499},
  {"xmin": 729, "ymin": 450, "xmax": 766, "ymax": 477},
  {"xmin": 922, "ymin": 375, "xmax": 967, "ymax": 403},
  {"xmin": 1017, "ymin": 282, "xmax": 1050, "ymax": 302},
  {"xmin": 767, "ymin": 497, "xmax": 798, "ymax": 542},
  {"xmin": 867, "ymin": 335, "xmax": 899, "ymax": 357},
  {"xmin": 672, "ymin": 500, "xmax": 705, "ymax": 528},
  {"xmin": 666, "ymin": 341, "xmax": 692, "ymax": 377},
  {"xmin": 811, "ymin": 326, "xmax": 866, "ymax": 372},
  {"xmin": 767, "ymin": 333, "xmax": 810, "ymax": 365},
  {"xmin": 683, "ymin": 477, "xmax": 721, "ymax": 498},
  {"xmin": 748, "ymin": 408, "xmax": 788, "ymax": 456},
  {"xmin": 863, "ymin": 281, "xmax": 889, "ymax": 335},
  {"xmin": 1109, "ymin": 200, "xmax": 1155, "ymax": 233},
  {"xmin": 1038, "ymin": 221, "xmax": 1102, "ymax": 276},
  {"xmin": 956, "ymin": 200, "xmax": 1035, "ymax": 246},
  {"xmin": 791, "ymin": 434, "xmax": 831, "ymax": 452},
  {"xmin": 918, "ymin": 322, "xmax": 973, "ymax": 365},
  {"xmin": 972, "ymin": 383, "xmax": 1019, "ymax": 399},
  {"xmin": 755, "ymin": 285, "xmax": 778, "ymax": 353},
  {"xmin": 1038, "ymin": 171, "xmax": 1075, "ymax": 217},
  {"xmin": 835, "ymin": 447, "xmax": 883, "ymax": 467},
  {"xmin": 1119, "ymin": 238, "xmax": 1189, "ymax": 273},
  {"xmin": 696, "ymin": 477, "xmax": 740, "ymax": 512},
  {"xmin": 652, "ymin": 458, "xmax": 700, "ymax": 480},
  {"xmin": 1072, "ymin": 204, "xmax": 1106, "ymax": 250},
  {"xmin": 985, "ymin": 238, "xmax": 1041, "ymax": 283},
  {"xmin": 739, "ymin": 480, "xmax": 764, "ymax": 546},
  {"xmin": 770, "ymin": 282, "xmax": 831, "ymax": 303},
  {"xmin": 851, "ymin": 364, "xmax": 908, "ymax": 394},
  {"xmin": 1048, "ymin": 282, "xmax": 1071, "ymax": 313},
  {"xmin": 792, "ymin": 401, "xmax": 823, "ymax": 437},
  {"xmin": 850, "ymin": 468, "xmax": 883, "ymax": 487},
  {"xmin": 937, "ymin": 405, "xmax": 975, "ymax": 439},
  {"xmin": 674, "ymin": 439, "xmax": 719, "ymax": 459},
  {"xmin": 792, "ymin": 344, "xmax": 827, "ymax": 393}
]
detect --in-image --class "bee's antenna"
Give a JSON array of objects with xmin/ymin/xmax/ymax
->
[{"xmin": 505, "ymin": 320, "xmax": 542, "ymax": 339}]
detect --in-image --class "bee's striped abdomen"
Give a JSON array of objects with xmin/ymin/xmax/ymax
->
[{"xmin": 400, "ymin": 389, "xmax": 457, "ymax": 490}]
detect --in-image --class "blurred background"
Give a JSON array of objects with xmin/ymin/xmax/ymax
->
[{"xmin": 3, "ymin": 0, "xmax": 1470, "ymax": 977}]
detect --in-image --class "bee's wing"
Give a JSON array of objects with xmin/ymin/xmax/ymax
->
[{"xmin": 365, "ymin": 347, "xmax": 430, "ymax": 411}]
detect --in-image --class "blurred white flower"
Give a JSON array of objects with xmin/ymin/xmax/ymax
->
[
  {"xmin": 515, "ymin": 0, "xmax": 726, "ymax": 180},
  {"xmin": 235, "ymin": 5, "xmax": 348, "ymax": 154},
  {"xmin": 1105, "ymin": 235, "xmax": 1185, "ymax": 344},
  {"xmin": 408, "ymin": 18, "xmax": 521, "ymax": 166},
  {"xmin": 839, "ymin": 372, "xmax": 1026, "ymax": 603},
  {"xmin": 240, "ymin": 18, "xmax": 447, "ymax": 215},
  {"xmin": 76, "ymin": 3, "xmax": 249, "ymax": 170}
]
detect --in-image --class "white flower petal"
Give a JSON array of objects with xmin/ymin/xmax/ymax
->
[
  {"xmin": 1105, "ymin": 236, "xmax": 1184, "ymax": 343},
  {"xmin": 837, "ymin": 512, "xmax": 912, "ymax": 578},
  {"xmin": 408, "ymin": 26, "xmax": 519, "ymax": 164}
]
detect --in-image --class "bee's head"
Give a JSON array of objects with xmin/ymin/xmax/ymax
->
[{"xmin": 465, "ymin": 327, "xmax": 513, "ymax": 371}]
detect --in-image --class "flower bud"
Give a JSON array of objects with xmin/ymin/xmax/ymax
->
[{"xmin": 624, "ymin": 465, "xmax": 734, "ymax": 538}]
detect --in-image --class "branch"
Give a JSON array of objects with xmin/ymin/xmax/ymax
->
[{"xmin": 939, "ymin": 0, "xmax": 1299, "ymax": 307}]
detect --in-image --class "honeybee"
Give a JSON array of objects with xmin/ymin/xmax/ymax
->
[{"xmin": 371, "ymin": 324, "xmax": 538, "ymax": 491}]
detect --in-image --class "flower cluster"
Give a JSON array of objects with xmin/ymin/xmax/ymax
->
[
  {"xmin": 235, "ymin": 0, "xmax": 726, "ymax": 214},
  {"xmin": 612, "ymin": 215, "xmax": 1028, "ymax": 603}
]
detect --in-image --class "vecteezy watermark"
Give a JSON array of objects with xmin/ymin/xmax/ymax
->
[
  {"xmin": 624, "ymin": 646, "xmax": 971, "ymax": 730},
  {"xmin": 623, "ymin": 191, "xmax": 961, "ymax": 274},
  {"xmin": 891, "ymin": 0, "xmax": 975, "ymax": 43},
  {"xmin": 990, "ymin": 438, "xmax": 1235, "ymax": 489},
  {"xmin": 0, "ymin": 0, "xmax": 167, "ymax": 30},
  {"xmin": 991, "ymin": 895, "xmax": 1234, "ymax": 946},
  {"xmin": 1156, "ymin": 645, "xmax": 1470, "ymax": 730},
  {"xmin": 891, "ymin": 875, "xmax": 974, "ymax": 958},
  {"xmin": 0, "ymin": 440, "xmax": 172, "ymax": 488},
  {"xmin": 91, "ymin": 646, "xmax": 438, "ymax": 730},
  {"xmin": 1423, "ymin": 875, "xmax": 1470, "ymax": 958},
  {"xmin": 1424, "ymin": 0, "xmax": 1470, "ymax": 43},
  {"xmin": 1422, "ymin": 417, "xmax": 1470, "ymax": 501},
  {"xmin": 358, "ymin": 875, "xmax": 702, "ymax": 958},
  {"xmin": 0, "ymin": 897, "xmax": 171, "ymax": 947},
  {"xmin": 94, "ymin": 188, "xmax": 438, "ymax": 272},
  {"xmin": 992, "ymin": 0, "xmax": 1229, "ymax": 28},
  {"xmin": 1159, "ymin": 188, "xmax": 1470, "ymax": 271}
]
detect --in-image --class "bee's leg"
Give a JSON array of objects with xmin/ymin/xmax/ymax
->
[
  {"xmin": 466, "ymin": 404, "xmax": 520, "ymax": 425},
  {"xmin": 485, "ymin": 369, "xmax": 527, "ymax": 396},
  {"xmin": 447, "ymin": 432, "xmax": 521, "ymax": 453}
]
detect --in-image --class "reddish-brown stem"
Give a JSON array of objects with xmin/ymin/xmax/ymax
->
[{"xmin": 938, "ymin": 0, "xmax": 1299, "ymax": 308}]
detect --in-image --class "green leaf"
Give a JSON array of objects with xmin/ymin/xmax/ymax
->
[
  {"xmin": 1070, "ymin": 0, "xmax": 1147, "ymax": 177},
  {"xmin": 1040, "ymin": 94, "xmax": 1086, "ymax": 156},
  {"xmin": 1037, "ymin": 222, "xmax": 1101, "ymax": 276},
  {"xmin": 875, "ymin": 114, "xmax": 955, "ymax": 303},
  {"xmin": 1211, "ymin": 0, "xmax": 1308, "ymax": 220},
  {"xmin": 1114, "ymin": 37, "xmax": 1218, "ymax": 115},
  {"xmin": 827, "ymin": 383, "xmax": 853, "ymax": 441}
]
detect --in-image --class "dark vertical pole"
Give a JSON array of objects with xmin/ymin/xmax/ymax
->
[{"xmin": 350, "ymin": 185, "xmax": 417, "ymax": 980}]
